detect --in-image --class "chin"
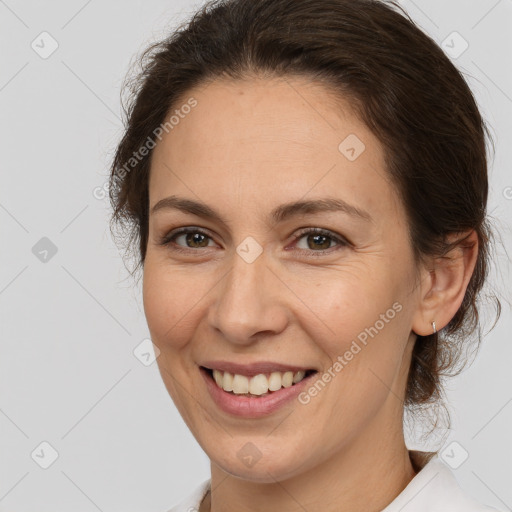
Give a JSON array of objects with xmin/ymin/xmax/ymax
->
[{"xmin": 206, "ymin": 439, "xmax": 311, "ymax": 483}]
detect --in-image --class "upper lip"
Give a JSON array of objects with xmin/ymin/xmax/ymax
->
[{"xmin": 200, "ymin": 360, "xmax": 317, "ymax": 377}]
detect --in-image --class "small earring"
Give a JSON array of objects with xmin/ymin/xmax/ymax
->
[{"xmin": 432, "ymin": 321, "xmax": 437, "ymax": 334}]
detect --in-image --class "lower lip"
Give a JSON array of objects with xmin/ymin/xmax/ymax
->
[{"xmin": 200, "ymin": 367, "xmax": 316, "ymax": 418}]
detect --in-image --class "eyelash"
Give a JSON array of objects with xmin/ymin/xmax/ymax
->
[{"xmin": 159, "ymin": 226, "xmax": 349, "ymax": 257}]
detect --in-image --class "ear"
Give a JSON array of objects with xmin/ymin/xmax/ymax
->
[{"xmin": 412, "ymin": 230, "xmax": 479, "ymax": 336}]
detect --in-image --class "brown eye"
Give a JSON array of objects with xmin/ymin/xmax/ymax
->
[
  {"xmin": 182, "ymin": 232, "xmax": 210, "ymax": 248},
  {"xmin": 304, "ymin": 233, "xmax": 332, "ymax": 250},
  {"xmin": 293, "ymin": 228, "xmax": 349, "ymax": 255},
  {"xmin": 160, "ymin": 227, "xmax": 215, "ymax": 251}
]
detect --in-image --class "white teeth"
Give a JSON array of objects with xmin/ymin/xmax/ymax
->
[
  {"xmin": 223, "ymin": 371, "xmax": 233, "ymax": 392},
  {"xmin": 211, "ymin": 369, "xmax": 309, "ymax": 395},
  {"xmin": 282, "ymin": 371, "xmax": 293, "ymax": 388},
  {"xmin": 213, "ymin": 369, "xmax": 223, "ymax": 388},
  {"xmin": 249, "ymin": 374, "xmax": 268, "ymax": 395},
  {"xmin": 293, "ymin": 370, "xmax": 306, "ymax": 383},
  {"xmin": 268, "ymin": 372, "xmax": 282, "ymax": 392},
  {"xmin": 232, "ymin": 374, "xmax": 249, "ymax": 394}
]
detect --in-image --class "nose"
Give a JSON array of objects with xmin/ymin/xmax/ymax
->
[{"xmin": 207, "ymin": 249, "xmax": 289, "ymax": 345}]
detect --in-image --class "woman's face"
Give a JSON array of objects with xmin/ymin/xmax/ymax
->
[{"xmin": 143, "ymin": 77, "xmax": 422, "ymax": 482}]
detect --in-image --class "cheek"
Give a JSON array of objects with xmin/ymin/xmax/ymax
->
[
  {"xmin": 290, "ymin": 261, "xmax": 399, "ymax": 348},
  {"xmin": 142, "ymin": 256, "xmax": 211, "ymax": 350},
  {"xmin": 292, "ymin": 265, "xmax": 408, "ymax": 403}
]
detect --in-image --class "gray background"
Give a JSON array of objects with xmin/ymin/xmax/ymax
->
[{"xmin": 1, "ymin": 0, "xmax": 511, "ymax": 511}]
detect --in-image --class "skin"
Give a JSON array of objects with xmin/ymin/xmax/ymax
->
[{"xmin": 142, "ymin": 76, "xmax": 478, "ymax": 512}]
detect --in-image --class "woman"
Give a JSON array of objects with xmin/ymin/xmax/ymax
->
[{"xmin": 108, "ymin": 0, "xmax": 503, "ymax": 510}]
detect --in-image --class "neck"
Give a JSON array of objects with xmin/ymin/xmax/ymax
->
[{"xmin": 206, "ymin": 409, "xmax": 417, "ymax": 512}]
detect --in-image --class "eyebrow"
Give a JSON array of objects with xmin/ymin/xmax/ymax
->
[{"xmin": 150, "ymin": 195, "xmax": 372, "ymax": 225}]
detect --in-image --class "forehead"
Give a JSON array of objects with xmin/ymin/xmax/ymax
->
[
  {"xmin": 162, "ymin": 76, "xmax": 365, "ymax": 157},
  {"xmin": 148, "ymin": 76, "xmax": 401, "ymax": 223}
]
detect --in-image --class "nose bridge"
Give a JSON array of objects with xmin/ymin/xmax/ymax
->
[{"xmin": 208, "ymin": 248, "xmax": 287, "ymax": 343}]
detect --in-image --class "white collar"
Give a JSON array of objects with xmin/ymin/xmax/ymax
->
[
  {"xmin": 381, "ymin": 454, "xmax": 498, "ymax": 511},
  {"xmin": 167, "ymin": 453, "xmax": 500, "ymax": 512}
]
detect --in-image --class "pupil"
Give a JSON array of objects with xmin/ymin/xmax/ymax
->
[
  {"xmin": 309, "ymin": 234, "xmax": 330, "ymax": 250},
  {"xmin": 187, "ymin": 232, "xmax": 208, "ymax": 247}
]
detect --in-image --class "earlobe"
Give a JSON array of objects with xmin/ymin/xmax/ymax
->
[{"xmin": 411, "ymin": 230, "xmax": 479, "ymax": 336}]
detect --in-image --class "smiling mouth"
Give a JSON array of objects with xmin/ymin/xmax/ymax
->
[{"xmin": 201, "ymin": 366, "xmax": 318, "ymax": 397}]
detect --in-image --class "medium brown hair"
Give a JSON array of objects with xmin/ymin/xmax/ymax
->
[{"xmin": 109, "ymin": 0, "xmax": 501, "ymax": 419}]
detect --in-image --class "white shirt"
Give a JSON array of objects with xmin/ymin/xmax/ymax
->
[{"xmin": 167, "ymin": 454, "xmax": 502, "ymax": 511}]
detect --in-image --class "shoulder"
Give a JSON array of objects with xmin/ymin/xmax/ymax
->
[
  {"xmin": 383, "ymin": 454, "xmax": 503, "ymax": 512},
  {"xmin": 165, "ymin": 479, "xmax": 210, "ymax": 512}
]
